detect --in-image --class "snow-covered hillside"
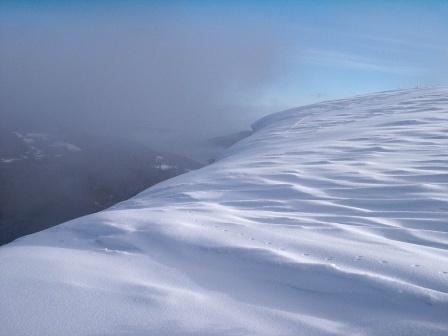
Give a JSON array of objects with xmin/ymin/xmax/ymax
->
[{"xmin": 1, "ymin": 88, "xmax": 448, "ymax": 335}]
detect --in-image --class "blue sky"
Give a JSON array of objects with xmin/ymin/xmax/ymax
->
[
  {"xmin": 230, "ymin": 0, "xmax": 448, "ymax": 105},
  {"xmin": 1, "ymin": 1, "xmax": 447, "ymax": 139}
]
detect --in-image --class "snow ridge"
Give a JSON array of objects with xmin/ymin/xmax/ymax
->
[{"xmin": 1, "ymin": 88, "xmax": 448, "ymax": 335}]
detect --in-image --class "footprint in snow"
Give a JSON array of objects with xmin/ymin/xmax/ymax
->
[
  {"xmin": 380, "ymin": 260, "xmax": 388, "ymax": 264},
  {"xmin": 411, "ymin": 264, "xmax": 421, "ymax": 268}
]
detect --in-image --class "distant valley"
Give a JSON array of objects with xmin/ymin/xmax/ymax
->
[{"xmin": 0, "ymin": 129, "xmax": 201, "ymax": 244}]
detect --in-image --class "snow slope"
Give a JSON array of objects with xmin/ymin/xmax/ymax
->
[{"xmin": 1, "ymin": 88, "xmax": 448, "ymax": 336}]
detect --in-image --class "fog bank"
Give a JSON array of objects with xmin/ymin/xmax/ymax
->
[{"xmin": 0, "ymin": 7, "xmax": 290, "ymax": 160}]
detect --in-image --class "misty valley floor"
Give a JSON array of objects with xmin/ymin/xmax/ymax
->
[
  {"xmin": 1, "ymin": 88, "xmax": 448, "ymax": 335},
  {"xmin": 0, "ymin": 131, "xmax": 202, "ymax": 245}
]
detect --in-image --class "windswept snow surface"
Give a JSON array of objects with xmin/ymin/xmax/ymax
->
[{"xmin": 1, "ymin": 88, "xmax": 448, "ymax": 336}]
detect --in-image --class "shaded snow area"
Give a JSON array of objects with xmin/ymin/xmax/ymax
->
[{"xmin": 1, "ymin": 88, "xmax": 448, "ymax": 336}]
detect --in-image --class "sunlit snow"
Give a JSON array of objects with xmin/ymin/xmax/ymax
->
[{"xmin": 1, "ymin": 88, "xmax": 447, "ymax": 335}]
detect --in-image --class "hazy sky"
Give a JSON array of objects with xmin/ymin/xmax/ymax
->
[{"xmin": 1, "ymin": 1, "xmax": 447, "ymax": 158}]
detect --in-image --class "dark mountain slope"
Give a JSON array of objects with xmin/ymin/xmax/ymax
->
[{"xmin": 0, "ymin": 130, "xmax": 201, "ymax": 244}]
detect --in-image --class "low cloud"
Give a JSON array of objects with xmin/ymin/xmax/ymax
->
[{"xmin": 0, "ymin": 7, "xmax": 290, "ymax": 158}]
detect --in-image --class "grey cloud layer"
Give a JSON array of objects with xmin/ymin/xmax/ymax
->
[{"xmin": 0, "ymin": 11, "xmax": 289, "ymax": 155}]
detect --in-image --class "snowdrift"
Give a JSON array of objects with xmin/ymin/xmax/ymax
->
[{"xmin": 1, "ymin": 88, "xmax": 448, "ymax": 335}]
